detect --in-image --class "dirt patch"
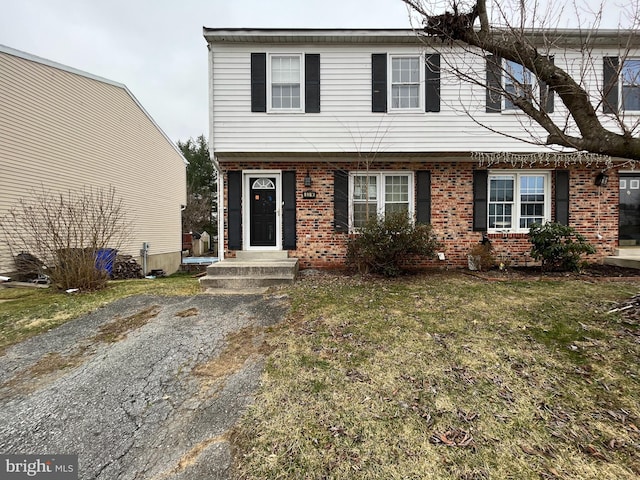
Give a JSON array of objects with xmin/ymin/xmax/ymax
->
[
  {"xmin": 0, "ymin": 305, "xmax": 161, "ymax": 397},
  {"xmin": 175, "ymin": 307, "xmax": 199, "ymax": 318},
  {"xmin": 92, "ymin": 305, "xmax": 160, "ymax": 343},
  {"xmin": 0, "ymin": 350, "xmax": 89, "ymax": 398},
  {"xmin": 192, "ymin": 326, "xmax": 273, "ymax": 397},
  {"xmin": 149, "ymin": 435, "xmax": 227, "ymax": 480}
]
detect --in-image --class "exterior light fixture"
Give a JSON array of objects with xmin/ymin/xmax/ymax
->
[
  {"xmin": 304, "ymin": 170, "xmax": 312, "ymax": 187},
  {"xmin": 595, "ymin": 172, "xmax": 609, "ymax": 187}
]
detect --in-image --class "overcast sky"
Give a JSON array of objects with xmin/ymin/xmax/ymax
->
[
  {"xmin": 0, "ymin": 1, "xmax": 630, "ymax": 145},
  {"xmin": 0, "ymin": 0, "xmax": 412, "ymax": 144}
]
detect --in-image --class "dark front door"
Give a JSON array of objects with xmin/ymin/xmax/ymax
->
[
  {"xmin": 620, "ymin": 175, "xmax": 640, "ymax": 246},
  {"xmin": 250, "ymin": 177, "xmax": 277, "ymax": 247}
]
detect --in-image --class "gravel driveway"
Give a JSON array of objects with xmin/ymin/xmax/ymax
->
[{"xmin": 0, "ymin": 293, "xmax": 289, "ymax": 479}]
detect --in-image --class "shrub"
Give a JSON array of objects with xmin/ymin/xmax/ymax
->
[
  {"xmin": 468, "ymin": 237, "xmax": 496, "ymax": 271},
  {"xmin": 1, "ymin": 186, "xmax": 129, "ymax": 291},
  {"xmin": 346, "ymin": 212, "xmax": 441, "ymax": 277},
  {"xmin": 528, "ymin": 222, "xmax": 596, "ymax": 272}
]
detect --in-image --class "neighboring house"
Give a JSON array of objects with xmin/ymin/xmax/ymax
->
[
  {"xmin": 203, "ymin": 28, "xmax": 639, "ymax": 269},
  {"xmin": 0, "ymin": 45, "xmax": 187, "ymax": 275}
]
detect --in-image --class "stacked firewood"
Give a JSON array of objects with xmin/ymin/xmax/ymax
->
[{"xmin": 111, "ymin": 255, "xmax": 143, "ymax": 280}]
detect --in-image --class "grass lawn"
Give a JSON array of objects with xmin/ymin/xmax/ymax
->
[
  {"xmin": 232, "ymin": 272, "xmax": 640, "ymax": 479},
  {"xmin": 0, "ymin": 273, "xmax": 200, "ymax": 351}
]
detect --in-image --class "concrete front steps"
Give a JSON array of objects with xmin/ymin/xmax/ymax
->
[
  {"xmin": 603, "ymin": 247, "xmax": 640, "ymax": 269},
  {"xmin": 199, "ymin": 251, "xmax": 299, "ymax": 291}
]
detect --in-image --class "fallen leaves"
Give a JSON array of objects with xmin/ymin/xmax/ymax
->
[{"xmin": 430, "ymin": 428, "xmax": 474, "ymax": 448}]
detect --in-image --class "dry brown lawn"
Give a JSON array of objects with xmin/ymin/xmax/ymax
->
[{"xmin": 232, "ymin": 272, "xmax": 640, "ymax": 479}]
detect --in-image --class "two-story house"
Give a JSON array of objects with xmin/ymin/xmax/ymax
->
[{"xmin": 203, "ymin": 28, "xmax": 640, "ymax": 270}]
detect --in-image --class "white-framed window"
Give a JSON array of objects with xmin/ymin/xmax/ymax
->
[
  {"xmin": 504, "ymin": 60, "xmax": 535, "ymax": 111},
  {"xmin": 269, "ymin": 54, "xmax": 302, "ymax": 111},
  {"xmin": 488, "ymin": 171, "xmax": 550, "ymax": 232},
  {"xmin": 622, "ymin": 59, "xmax": 640, "ymax": 111},
  {"xmin": 350, "ymin": 172, "xmax": 414, "ymax": 229},
  {"xmin": 390, "ymin": 55, "xmax": 422, "ymax": 110}
]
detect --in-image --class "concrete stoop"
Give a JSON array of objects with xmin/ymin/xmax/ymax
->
[
  {"xmin": 199, "ymin": 251, "xmax": 299, "ymax": 290},
  {"xmin": 603, "ymin": 247, "xmax": 640, "ymax": 270}
]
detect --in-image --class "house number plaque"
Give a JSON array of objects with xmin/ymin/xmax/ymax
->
[{"xmin": 302, "ymin": 190, "xmax": 317, "ymax": 199}]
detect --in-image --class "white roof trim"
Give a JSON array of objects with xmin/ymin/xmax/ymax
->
[{"xmin": 0, "ymin": 44, "xmax": 188, "ymax": 165}]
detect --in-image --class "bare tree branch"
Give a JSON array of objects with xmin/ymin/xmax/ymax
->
[{"xmin": 401, "ymin": 0, "xmax": 640, "ymax": 160}]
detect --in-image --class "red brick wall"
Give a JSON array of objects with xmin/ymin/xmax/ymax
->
[{"xmin": 220, "ymin": 160, "xmax": 619, "ymax": 269}]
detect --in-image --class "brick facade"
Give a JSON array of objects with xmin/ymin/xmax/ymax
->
[{"xmin": 220, "ymin": 159, "xmax": 619, "ymax": 270}]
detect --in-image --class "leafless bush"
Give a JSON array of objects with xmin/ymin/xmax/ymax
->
[{"xmin": 1, "ymin": 186, "xmax": 130, "ymax": 291}]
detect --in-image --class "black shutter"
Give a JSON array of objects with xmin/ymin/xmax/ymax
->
[
  {"xmin": 372, "ymin": 54, "xmax": 387, "ymax": 113},
  {"xmin": 473, "ymin": 170, "xmax": 488, "ymax": 231},
  {"xmin": 425, "ymin": 54, "xmax": 441, "ymax": 113},
  {"xmin": 228, "ymin": 171, "xmax": 242, "ymax": 250},
  {"xmin": 555, "ymin": 170, "xmax": 570, "ymax": 226},
  {"xmin": 334, "ymin": 170, "xmax": 349, "ymax": 232},
  {"xmin": 305, "ymin": 54, "xmax": 320, "ymax": 113},
  {"xmin": 416, "ymin": 171, "xmax": 432, "ymax": 224},
  {"xmin": 603, "ymin": 56, "xmax": 619, "ymax": 114},
  {"xmin": 486, "ymin": 55, "xmax": 502, "ymax": 113},
  {"xmin": 251, "ymin": 53, "xmax": 267, "ymax": 113},
  {"xmin": 283, "ymin": 171, "xmax": 297, "ymax": 250},
  {"xmin": 539, "ymin": 56, "xmax": 555, "ymax": 113}
]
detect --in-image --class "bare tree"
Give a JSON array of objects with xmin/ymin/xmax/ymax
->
[
  {"xmin": 401, "ymin": 0, "xmax": 640, "ymax": 160},
  {"xmin": 1, "ymin": 186, "xmax": 130, "ymax": 291}
]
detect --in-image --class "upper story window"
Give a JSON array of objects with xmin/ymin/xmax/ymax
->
[
  {"xmin": 504, "ymin": 60, "xmax": 535, "ymax": 111},
  {"xmin": 372, "ymin": 53, "xmax": 440, "ymax": 113},
  {"xmin": 621, "ymin": 59, "xmax": 640, "ymax": 111},
  {"xmin": 488, "ymin": 171, "xmax": 550, "ymax": 232},
  {"xmin": 350, "ymin": 172, "xmax": 413, "ymax": 229},
  {"xmin": 391, "ymin": 56, "xmax": 421, "ymax": 110},
  {"xmin": 251, "ymin": 53, "xmax": 320, "ymax": 114},
  {"xmin": 270, "ymin": 54, "xmax": 302, "ymax": 111}
]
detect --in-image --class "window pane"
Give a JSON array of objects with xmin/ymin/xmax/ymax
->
[
  {"xmin": 353, "ymin": 176, "xmax": 377, "ymax": 201},
  {"xmin": 271, "ymin": 56, "xmax": 300, "ymax": 109},
  {"xmin": 623, "ymin": 85, "xmax": 640, "ymax": 111},
  {"xmin": 385, "ymin": 203, "xmax": 408, "ymax": 216},
  {"xmin": 391, "ymin": 57, "xmax": 420, "ymax": 109},
  {"xmin": 489, "ymin": 177, "xmax": 514, "ymax": 201},
  {"xmin": 489, "ymin": 203, "xmax": 512, "ymax": 228},
  {"xmin": 385, "ymin": 176, "xmax": 409, "ymax": 203},
  {"xmin": 504, "ymin": 60, "xmax": 533, "ymax": 110},
  {"xmin": 353, "ymin": 203, "xmax": 376, "ymax": 228},
  {"xmin": 392, "ymin": 85, "xmax": 419, "ymax": 108},
  {"xmin": 489, "ymin": 176, "xmax": 514, "ymax": 228},
  {"xmin": 272, "ymin": 56, "xmax": 300, "ymax": 83},
  {"xmin": 519, "ymin": 175, "xmax": 545, "ymax": 228}
]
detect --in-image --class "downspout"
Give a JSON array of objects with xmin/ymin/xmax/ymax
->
[{"xmin": 207, "ymin": 41, "xmax": 225, "ymax": 261}]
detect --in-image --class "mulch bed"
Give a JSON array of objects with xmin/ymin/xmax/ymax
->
[{"xmin": 469, "ymin": 263, "xmax": 640, "ymax": 281}]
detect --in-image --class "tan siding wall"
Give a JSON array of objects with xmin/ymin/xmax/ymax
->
[{"xmin": 0, "ymin": 50, "xmax": 187, "ymax": 274}]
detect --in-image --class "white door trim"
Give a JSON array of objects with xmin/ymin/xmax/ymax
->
[{"xmin": 242, "ymin": 170, "xmax": 282, "ymax": 251}]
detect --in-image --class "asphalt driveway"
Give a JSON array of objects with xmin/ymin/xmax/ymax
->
[{"xmin": 0, "ymin": 293, "xmax": 289, "ymax": 479}]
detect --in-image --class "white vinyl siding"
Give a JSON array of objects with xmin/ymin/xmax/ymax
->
[
  {"xmin": 209, "ymin": 41, "xmax": 638, "ymax": 153},
  {"xmin": 0, "ymin": 49, "xmax": 186, "ymax": 274}
]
